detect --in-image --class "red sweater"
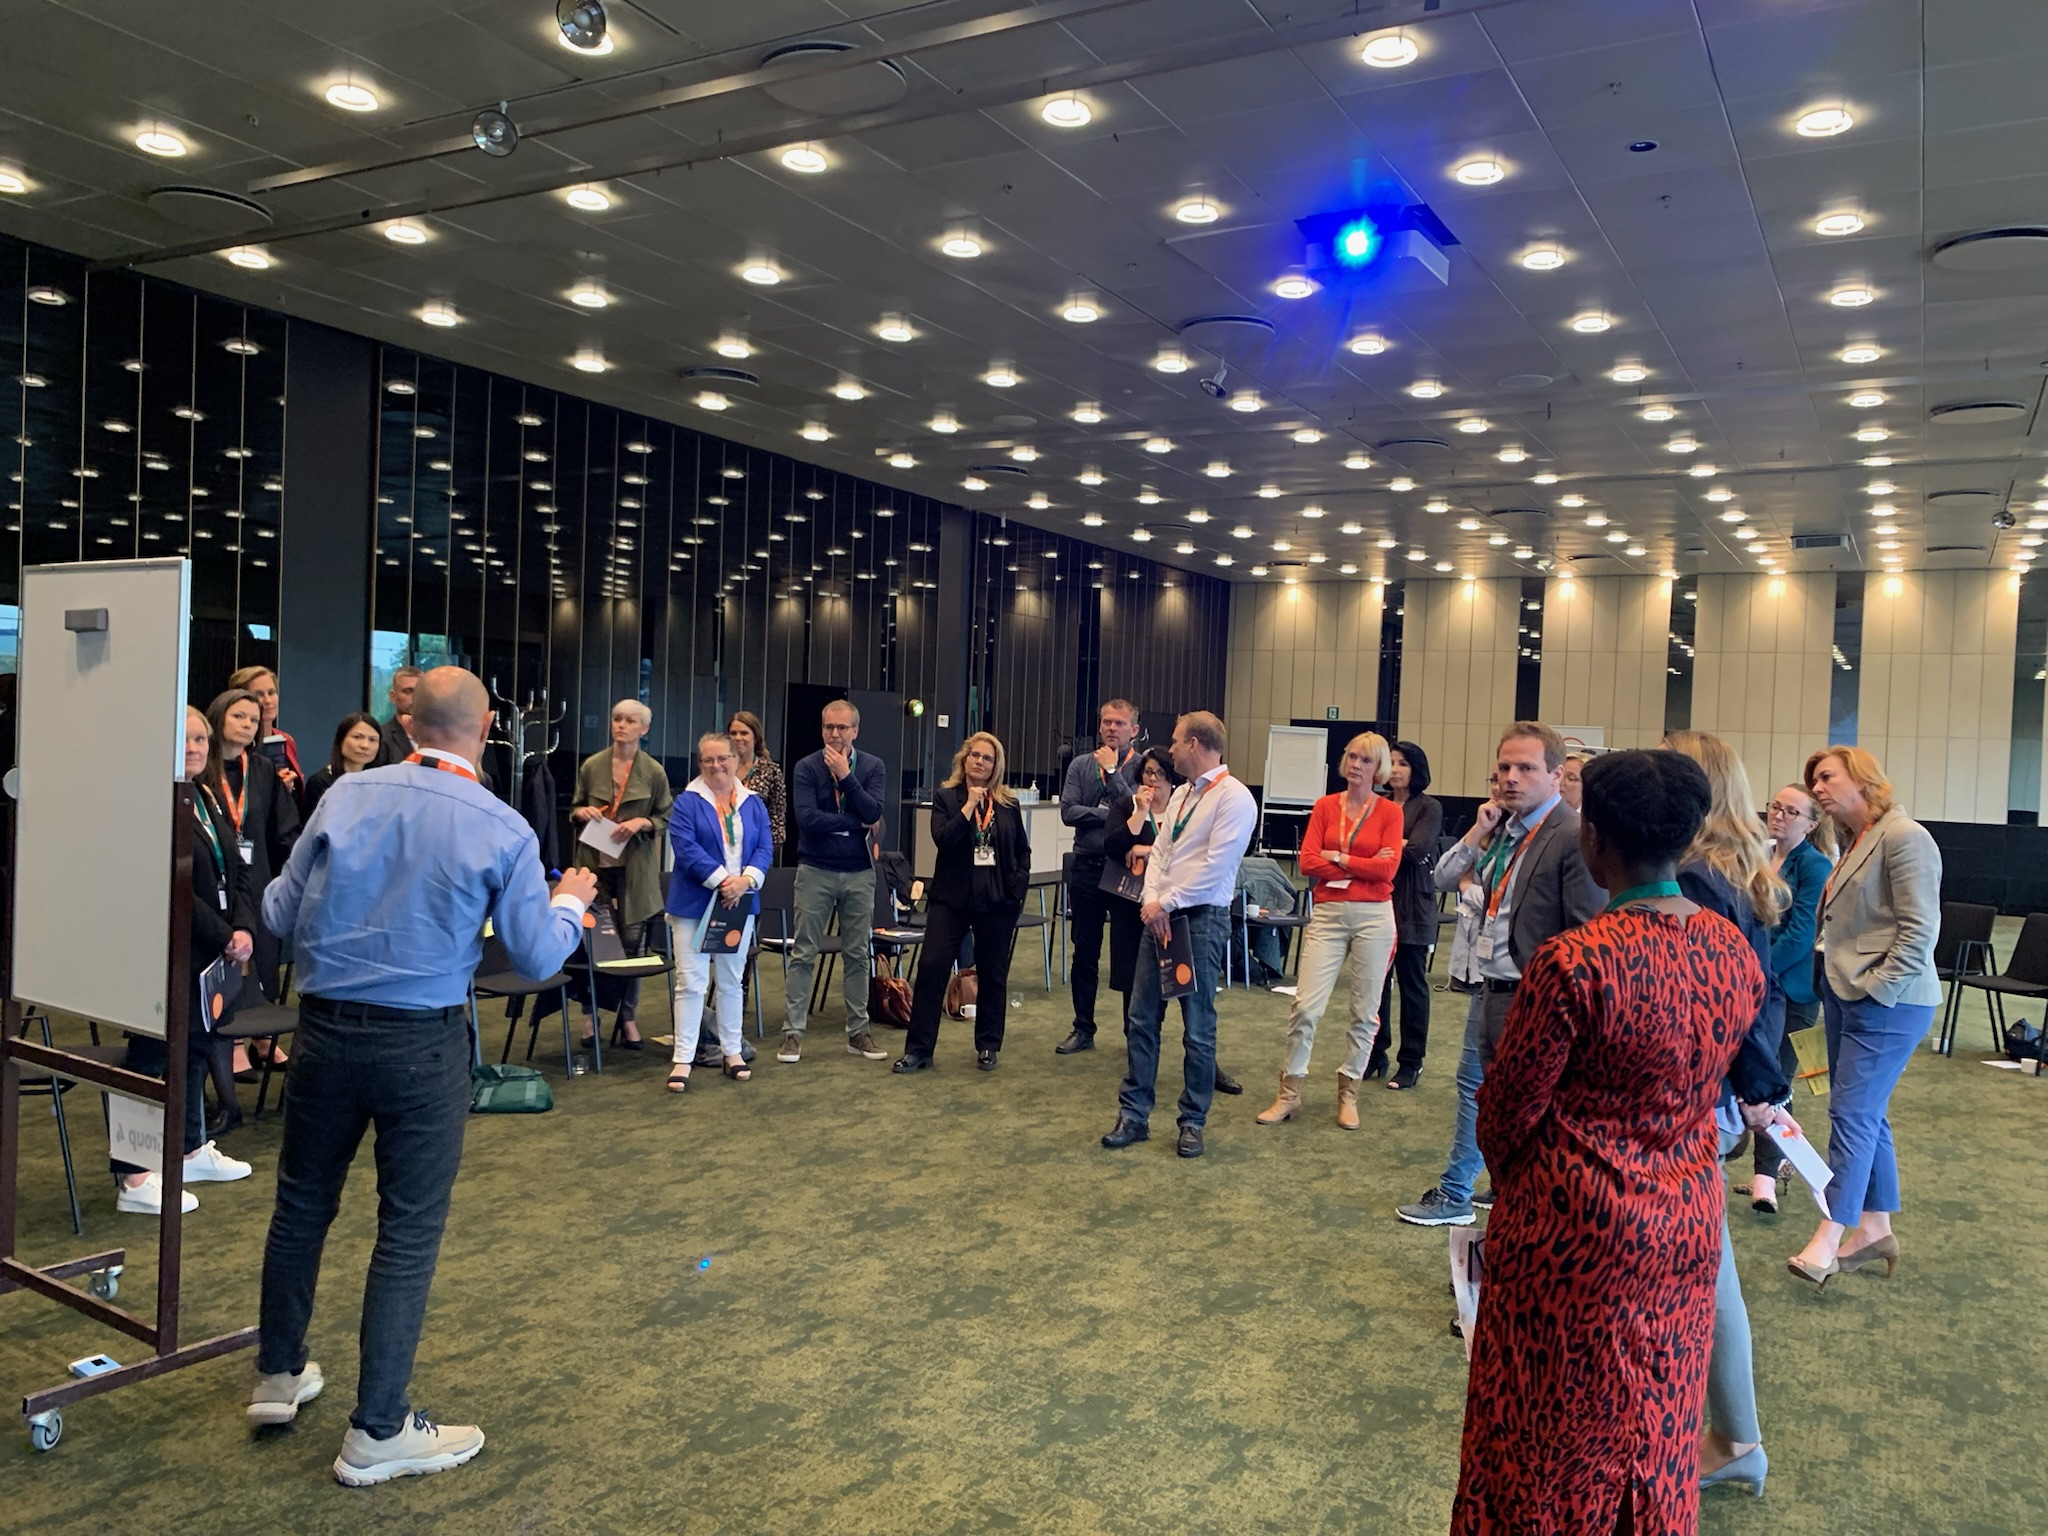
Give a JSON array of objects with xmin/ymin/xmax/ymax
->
[{"xmin": 1299, "ymin": 792, "xmax": 1403, "ymax": 902}]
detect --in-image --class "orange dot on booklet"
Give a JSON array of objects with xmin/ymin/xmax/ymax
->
[
  {"xmin": 211, "ymin": 995, "xmax": 224, "ymax": 1019},
  {"xmin": 1175, "ymin": 963, "xmax": 1193, "ymax": 985},
  {"xmin": 724, "ymin": 931, "xmax": 741, "ymax": 948},
  {"xmin": 582, "ymin": 911, "xmax": 597, "ymax": 928}
]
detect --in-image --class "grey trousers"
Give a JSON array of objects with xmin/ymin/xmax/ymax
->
[
  {"xmin": 784, "ymin": 864, "xmax": 874, "ymax": 1037},
  {"xmin": 1708, "ymin": 1125, "xmax": 1762, "ymax": 1444}
]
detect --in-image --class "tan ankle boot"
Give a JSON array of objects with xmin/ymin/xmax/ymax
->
[
  {"xmin": 1256, "ymin": 1074, "xmax": 1304, "ymax": 1124},
  {"xmin": 1336, "ymin": 1072, "xmax": 1361, "ymax": 1131}
]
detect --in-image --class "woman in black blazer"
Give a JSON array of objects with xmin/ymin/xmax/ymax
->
[
  {"xmin": 302, "ymin": 711, "xmax": 388, "ymax": 823},
  {"xmin": 894, "ymin": 732, "xmax": 1030, "ymax": 1073},
  {"xmin": 112, "ymin": 708, "xmax": 260, "ymax": 1212},
  {"xmin": 206, "ymin": 688, "xmax": 300, "ymax": 1004},
  {"xmin": 1369, "ymin": 740, "xmax": 1444, "ymax": 1088}
]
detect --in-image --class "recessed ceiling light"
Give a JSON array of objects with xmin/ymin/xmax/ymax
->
[
  {"xmin": 1272, "ymin": 274, "xmax": 1318, "ymax": 300},
  {"xmin": 1641, "ymin": 404, "xmax": 1677, "ymax": 422},
  {"xmin": 514, "ymin": 410, "xmax": 542, "ymax": 426},
  {"xmin": 800, "ymin": 422, "xmax": 830, "ymax": 441},
  {"xmin": 325, "ymin": 81, "xmax": 380, "ymax": 113},
  {"xmin": 696, "ymin": 392, "xmax": 729, "ymax": 411},
  {"xmin": 1083, "ymin": 511, "xmax": 1105, "ymax": 527},
  {"xmin": 1609, "ymin": 362, "xmax": 1648, "ymax": 383},
  {"xmin": 1359, "ymin": 30, "xmax": 1420, "ymax": 67},
  {"xmin": 1137, "ymin": 488, "xmax": 1161, "ymax": 504},
  {"xmin": 1375, "ymin": 536, "xmax": 1398, "ymax": 549},
  {"xmin": 780, "ymin": 142, "xmax": 828, "ymax": 174},
  {"xmin": 983, "ymin": 364, "xmax": 1019, "ymax": 387},
  {"xmin": 571, "ymin": 349, "xmax": 607, "ymax": 373},
  {"xmin": 1041, "ymin": 94, "xmax": 1092, "ymax": 128},
  {"xmin": 1144, "ymin": 436, "xmax": 1173, "ymax": 453},
  {"xmin": 1720, "ymin": 508, "xmax": 1747, "ymax": 523},
  {"xmin": 1256, "ymin": 484, "xmax": 1281, "ymax": 499},
  {"xmin": 889, "ymin": 451, "xmax": 916, "ymax": 468},
  {"xmin": 1532, "ymin": 472, "xmax": 1559, "ymax": 485},
  {"xmin": 1829, "ymin": 285, "xmax": 1875, "ymax": 307},
  {"xmin": 568, "ymin": 283, "xmax": 609, "ymax": 309},
  {"xmin": 1569, "ymin": 312, "xmax": 1612, "ymax": 333},
  {"xmin": 927, "ymin": 412, "xmax": 958, "ymax": 434},
  {"xmin": 1174, "ymin": 197, "xmax": 1220, "ymax": 224},
  {"xmin": 1605, "ymin": 531, "xmax": 1627, "ymax": 543},
  {"xmin": 715, "ymin": 335, "xmax": 752, "ymax": 360},
  {"xmin": 1520, "ymin": 245, "xmax": 1566, "ymax": 271},
  {"xmin": 940, "ymin": 233, "xmax": 982, "ymax": 258},
  {"xmin": 1389, "ymin": 476, "xmax": 1416, "ymax": 492},
  {"xmin": 418, "ymin": 300, "xmax": 459, "ymax": 328},
  {"xmin": 1839, "ymin": 343, "xmax": 1882, "ymax": 364},
  {"xmin": 1705, "ymin": 487, "xmax": 1734, "ymax": 502},
  {"xmin": 1062, "ymin": 298, "xmax": 1100, "ymax": 323},
  {"xmin": 1344, "ymin": 451, "xmax": 1374, "ymax": 470},
  {"xmin": 1250, "ymin": 564, "xmax": 1269, "ymax": 576},
  {"xmin": 26, "ymin": 285, "xmax": 67, "ymax": 306},
  {"xmin": 1865, "ymin": 480, "xmax": 1896, "ymax": 496},
  {"xmin": 223, "ymin": 246, "xmax": 271, "ymax": 270},
  {"xmin": 1131, "ymin": 527, "xmax": 1153, "ymax": 542},
  {"xmin": 1869, "ymin": 503, "xmax": 1897, "ymax": 518},
  {"xmin": 382, "ymin": 220, "xmax": 428, "ymax": 246},
  {"xmin": 1454, "ymin": 159, "xmax": 1506, "ymax": 186},
  {"xmin": 1347, "ymin": 333, "xmax": 1389, "ymax": 356},
  {"xmin": 1302, "ymin": 504, "xmax": 1327, "ymax": 520},
  {"xmin": 1847, "ymin": 389, "xmax": 1886, "ymax": 408},
  {"xmin": 1585, "ymin": 513, "xmax": 1609, "ymax": 527},
  {"xmin": 1815, "ymin": 211, "xmax": 1865, "ymax": 237},
  {"xmin": 1558, "ymin": 493, "xmax": 1586, "ymax": 508},
  {"xmin": 1154, "ymin": 351, "xmax": 1189, "ymax": 374},
  {"xmin": 1289, "ymin": 428, "xmax": 1323, "ymax": 445},
  {"xmin": 0, "ymin": 169, "xmax": 29, "ymax": 195},
  {"xmin": 1665, "ymin": 435, "xmax": 1699, "ymax": 453},
  {"xmin": 1854, "ymin": 425, "xmax": 1890, "ymax": 442},
  {"xmin": 565, "ymin": 185, "xmax": 611, "ymax": 212},
  {"xmin": 1458, "ymin": 517, "xmax": 1481, "ymax": 531},
  {"xmin": 1487, "ymin": 534, "xmax": 1508, "ymax": 547},
  {"xmin": 1795, "ymin": 105, "xmax": 1855, "ymax": 137},
  {"xmin": 1010, "ymin": 445, "xmax": 1039, "ymax": 462},
  {"xmin": 102, "ymin": 418, "xmax": 130, "ymax": 433},
  {"xmin": 1861, "ymin": 455, "xmax": 1893, "ymax": 467},
  {"xmin": 740, "ymin": 261, "xmax": 783, "ymax": 286},
  {"xmin": 1272, "ymin": 539, "xmax": 1292, "ymax": 552},
  {"xmin": 1407, "ymin": 379, "xmax": 1443, "ymax": 400},
  {"xmin": 1228, "ymin": 391, "xmax": 1262, "ymax": 413},
  {"xmin": 1425, "ymin": 497, "xmax": 1450, "ymax": 514},
  {"xmin": 134, "ymin": 128, "xmax": 189, "ymax": 157},
  {"xmin": 1455, "ymin": 418, "xmax": 1489, "ymax": 434},
  {"xmin": 1072, "ymin": 401, "xmax": 1104, "ymax": 424},
  {"xmin": 1497, "ymin": 446, "xmax": 1527, "ymax": 463},
  {"xmin": 1078, "ymin": 467, "xmax": 1104, "ymax": 485},
  {"xmin": 1203, "ymin": 460, "xmax": 1231, "ymax": 477}
]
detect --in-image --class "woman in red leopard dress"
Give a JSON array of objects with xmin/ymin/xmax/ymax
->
[{"xmin": 1455, "ymin": 749, "xmax": 1765, "ymax": 1535}]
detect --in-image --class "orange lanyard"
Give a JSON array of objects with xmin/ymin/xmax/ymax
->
[
  {"xmin": 1483, "ymin": 807, "xmax": 1550, "ymax": 920},
  {"xmin": 972, "ymin": 793, "xmax": 996, "ymax": 843},
  {"xmin": 713, "ymin": 792, "xmax": 740, "ymax": 854},
  {"xmin": 607, "ymin": 753, "xmax": 634, "ymax": 817},
  {"xmin": 1335, "ymin": 795, "xmax": 1378, "ymax": 856},
  {"xmin": 1095, "ymin": 748, "xmax": 1133, "ymax": 790},
  {"xmin": 223, "ymin": 754, "xmax": 249, "ymax": 833},
  {"xmin": 1170, "ymin": 772, "xmax": 1227, "ymax": 840},
  {"xmin": 406, "ymin": 750, "xmax": 479, "ymax": 783}
]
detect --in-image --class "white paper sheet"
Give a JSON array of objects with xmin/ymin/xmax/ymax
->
[
  {"xmin": 578, "ymin": 815, "xmax": 629, "ymax": 854},
  {"xmin": 1765, "ymin": 1122, "xmax": 1833, "ymax": 1219}
]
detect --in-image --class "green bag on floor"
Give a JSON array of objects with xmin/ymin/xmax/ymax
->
[{"xmin": 470, "ymin": 1064, "xmax": 553, "ymax": 1114}]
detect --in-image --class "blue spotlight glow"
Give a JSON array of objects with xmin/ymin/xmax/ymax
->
[{"xmin": 1335, "ymin": 216, "xmax": 1381, "ymax": 268}]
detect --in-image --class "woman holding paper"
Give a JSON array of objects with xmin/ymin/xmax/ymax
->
[
  {"xmin": 1744, "ymin": 784, "xmax": 1834, "ymax": 1213},
  {"xmin": 569, "ymin": 700, "xmax": 675, "ymax": 1048},
  {"xmin": 665, "ymin": 732, "xmax": 772, "ymax": 1093},
  {"xmin": 1100, "ymin": 748, "xmax": 1178, "ymax": 1025},
  {"xmin": 894, "ymin": 732, "xmax": 1030, "ymax": 1074},
  {"xmin": 1256, "ymin": 732, "xmax": 1403, "ymax": 1130},
  {"xmin": 1789, "ymin": 746, "xmax": 1942, "ymax": 1288}
]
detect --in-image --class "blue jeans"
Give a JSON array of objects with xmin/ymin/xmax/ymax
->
[
  {"xmin": 1119, "ymin": 905, "xmax": 1229, "ymax": 1130},
  {"xmin": 257, "ymin": 996, "xmax": 474, "ymax": 1438},
  {"xmin": 1440, "ymin": 990, "xmax": 1488, "ymax": 1203},
  {"xmin": 1821, "ymin": 984, "xmax": 1932, "ymax": 1227}
]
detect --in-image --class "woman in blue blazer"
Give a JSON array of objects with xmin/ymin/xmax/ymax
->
[
  {"xmin": 1745, "ymin": 783, "xmax": 1833, "ymax": 1213},
  {"xmin": 665, "ymin": 731, "xmax": 773, "ymax": 1094}
]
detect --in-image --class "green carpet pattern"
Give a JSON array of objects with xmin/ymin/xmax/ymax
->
[{"xmin": 4, "ymin": 926, "xmax": 2047, "ymax": 1534}]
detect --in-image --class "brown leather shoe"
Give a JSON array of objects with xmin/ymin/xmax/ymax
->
[{"xmin": 1336, "ymin": 1072, "xmax": 1362, "ymax": 1131}]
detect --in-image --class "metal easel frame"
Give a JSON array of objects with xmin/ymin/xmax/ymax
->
[{"xmin": 0, "ymin": 782, "xmax": 258, "ymax": 1451}]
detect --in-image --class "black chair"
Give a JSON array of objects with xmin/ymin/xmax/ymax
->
[
  {"xmin": 1240, "ymin": 883, "xmax": 1314, "ymax": 985},
  {"xmin": 1933, "ymin": 901, "xmax": 1998, "ymax": 1056},
  {"xmin": 14, "ymin": 1011, "xmax": 86, "ymax": 1236},
  {"xmin": 471, "ymin": 931, "xmax": 587, "ymax": 1076},
  {"xmin": 1013, "ymin": 871, "xmax": 1060, "ymax": 991},
  {"xmin": 871, "ymin": 861, "xmax": 929, "ymax": 989},
  {"xmin": 583, "ymin": 902, "xmax": 675, "ymax": 1049},
  {"xmin": 210, "ymin": 954, "xmax": 297, "ymax": 1119},
  {"xmin": 1954, "ymin": 911, "xmax": 2048, "ymax": 1057},
  {"xmin": 1428, "ymin": 835, "xmax": 1462, "ymax": 973}
]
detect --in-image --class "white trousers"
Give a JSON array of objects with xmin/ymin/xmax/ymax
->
[
  {"xmin": 667, "ymin": 914, "xmax": 750, "ymax": 1064},
  {"xmin": 1282, "ymin": 900, "xmax": 1397, "ymax": 1078}
]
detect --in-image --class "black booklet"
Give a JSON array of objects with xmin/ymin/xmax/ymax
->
[
  {"xmin": 1097, "ymin": 857, "xmax": 1145, "ymax": 903},
  {"xmin": 199, "ymin": 953, "xmax": 243, "ymax": 1031},
  {"xmin": 696, "ymin": 902, "xmax": 750, "ymax": 955},
  {"xmin": 1157, "ymin": 913, "xmax": 1196, "ymax": 999}
]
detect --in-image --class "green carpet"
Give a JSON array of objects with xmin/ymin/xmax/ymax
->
[{"xmin": 4, "ymin": 934, "xmax": 2047, "ymax": 1534}]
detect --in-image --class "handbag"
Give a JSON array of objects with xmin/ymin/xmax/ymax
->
[
  {"xmin": 943, "ymin": 965, "xmax": 978, "ymax": 1019},
  {"xmin": 869, "ymin": 953, "xmax": 913, "ymax": 1027},
  {"xmin": 470, "ymin": 1064, "xmax": 553, "ymax": 1114}
]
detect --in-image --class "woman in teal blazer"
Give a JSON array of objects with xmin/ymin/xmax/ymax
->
[{"xmin": 1745, "ymin": 784, "xmax": 1833, "ymax": 1213}]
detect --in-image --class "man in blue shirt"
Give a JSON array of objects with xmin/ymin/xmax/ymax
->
[
  {"xmin": 779, "ymin": 699, "xmax": 889, "ymax": 1063},
  {"xmin": 249, "ymin": 668, "xmax": 596, "ymax": 1486}
]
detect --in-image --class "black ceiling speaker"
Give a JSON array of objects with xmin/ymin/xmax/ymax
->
[
  {"xmin": 471, "ymin": 102, "xmax": 518, "ymax": 157},
  {"xmin": 557, "ymin": 0, "xmax": 607, "ymax": 51}
]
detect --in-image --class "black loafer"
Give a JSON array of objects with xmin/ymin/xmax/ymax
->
[
  {"xmin": 1212, "ymin": 1067, "xmax": 1243, "ymax": 1096},
  {"xmin": 1100, "ymin": 1117, "xmax": 1149, "ymax": 1149},
  {"xmin": 891, "ymin": 1054, "xmax": 933, "ymax": 1074},
  {"xmin": 1055, "ymin": 1029, "xmax": 1096, "ymax": 1055},
  {"xmin": 1177, "ymin": 1125, "xmax": 1205, "ymax": 1159},
  {"xmin": 976, "ymin": 1050, "xmax": 998, "ymax": 1072}
]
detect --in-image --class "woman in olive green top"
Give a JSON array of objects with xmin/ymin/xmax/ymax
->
[{"xmin": 570, "ymin": 699, "xmax": 675, "ymax": 1045}]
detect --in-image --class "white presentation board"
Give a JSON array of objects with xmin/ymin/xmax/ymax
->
[
  {"xmin": 12, "ymin": 559, "xmax": 191, "ymax": 1036},
  {"xmin": 1262, "ymin": 725, "xmax": 1330, "ymax": 807}
]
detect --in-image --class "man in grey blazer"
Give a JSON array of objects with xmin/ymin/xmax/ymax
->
[{"xmin": 1397, "ymin": 720, "xmax": 1605, "ymax": 1226}]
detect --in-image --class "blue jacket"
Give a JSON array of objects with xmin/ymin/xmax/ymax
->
[
  {"xmin": 665, "ymin": 778, "xmax": 773, "ymax": 922},
  {"xmin": 1768, "ymin": 839, "xmax": 1830, "ymax": 1006},
  {"xmin": 1678, "ymin": 861, "xmax": 1789, "ymax": 1107}
]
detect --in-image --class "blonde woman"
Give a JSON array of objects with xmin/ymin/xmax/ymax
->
[
  {"xmin": 1257, "ymin": 732, "xmax": 1403, "ymax": 1129},
  {"xmin": 895, "ymin": 732, "xmax": 1031, "ymax": 1073},
  {"xmin": 1662, "ymin": 729, "xmax": 1795, "ymax": 1497},
  {"xmin": 569, "ymin": 699, "xmax": 675, "ymax": 1046},
  {"xmin": 1789, "ymin": 746, "xmax": 1942, "ymax": 1287}
]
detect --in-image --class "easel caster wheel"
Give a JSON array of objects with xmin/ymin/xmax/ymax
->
[
  {"xmin": 88, "ymin": 1268, "xmax": 119, "ymax": 1301},
  {"xmin": 28, "ymin": 1411, "xmax": 62, "ymax": 1451}
]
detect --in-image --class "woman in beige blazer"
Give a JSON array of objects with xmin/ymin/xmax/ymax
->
[{"xmin": 1787, "ymin": 745, "xmax": 1942, "ymax": 1289}]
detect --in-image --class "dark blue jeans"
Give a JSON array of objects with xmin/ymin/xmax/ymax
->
[
  {"xmin": 1118, "ymin": 904, "xmax": 1229, "ymax": 1131},
  {"xmin": 257, "ymin": 996, "xmax": 473, "ymax": 1438}
]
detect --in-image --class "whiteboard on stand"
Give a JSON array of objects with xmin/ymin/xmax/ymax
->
[
  {"xmin": 1261, "ymin": 725, "xmax": 1330, "ymax": 808},
  {"xmin": 12, "ymin": 559, "xmax": 191, "ymax": 1037}
]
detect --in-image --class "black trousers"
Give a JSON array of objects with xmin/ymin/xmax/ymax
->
[
  {"xmin": 905, "ymin": 898, "xmax": 1022, "ymax": 1057},
  {"xmin": 1066, "ymin": 859, "xmax": 1110, "ymax": 1035},
  {"xmin": 1368, "ymin": 942, "xmax": 1432, "ymax": 1074}
]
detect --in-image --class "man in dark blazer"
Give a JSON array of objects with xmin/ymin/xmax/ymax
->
[
  {"xmin": 378, "ymin": 666, "xmax": 423, "ymax": 764},
  {"xmin": 1396, "ymin": 721, "xmax": 1604, "ymax": 1227}
]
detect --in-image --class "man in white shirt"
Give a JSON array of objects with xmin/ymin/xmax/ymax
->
[{"xmin": 1101, "ymin": 711, "xmax": 1256, "ymax": 1159}]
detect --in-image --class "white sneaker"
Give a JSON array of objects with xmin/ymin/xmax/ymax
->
[
  {"xmin": 184, "ymin": 1141, "xmax": 253, "ymax": 1183},
  {"xmin": 333, "ymin": 1412, "xmax": 485, "ymax": 1486},
  {"xmin": 115, "ymin": 1171, "xmax": 197, "ymax": 1214},
  {"xmin": 248, "ymin": 1361, "xmax": 324, "ymax": 1425}
]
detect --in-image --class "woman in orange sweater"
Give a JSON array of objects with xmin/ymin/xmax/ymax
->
[{"xmin": 1257, "ymin": 732, "xmax": 1405, "ymax": 1130}]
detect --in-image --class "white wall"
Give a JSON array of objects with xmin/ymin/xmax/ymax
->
[
  {"xmin": 1690, "ymin": 572, "xmax": 1836, "ymax": 804},
  {"xmin": 1224, "ymin": 580, "xmax": 1383, "ymax": 780},
  {"xmin": 1396, "ymin": 578, "xmax": 1520, "ymax": 797},
  {"xmin": 1537, "ymin": 575, "xmax": 1673, "ymax": 750}
]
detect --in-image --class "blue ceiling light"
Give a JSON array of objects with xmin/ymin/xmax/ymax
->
[{"xmin": 1335, "ymin": 215, "xmax": 1382, "ymax": 268}]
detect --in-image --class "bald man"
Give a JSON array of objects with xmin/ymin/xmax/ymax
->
[{"xmin": 254, "ymin": 667, "xmax": 597, "ymax": 1486}]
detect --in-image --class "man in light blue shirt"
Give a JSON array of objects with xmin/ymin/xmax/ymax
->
[{"xmin": 249, "ymin": 668, "xmax": 596, "ymax": 1487}]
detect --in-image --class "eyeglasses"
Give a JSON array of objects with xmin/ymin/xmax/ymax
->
[{"xmin": 1766, "ymin": 803, "xmax": 1812, "ymax": 820}]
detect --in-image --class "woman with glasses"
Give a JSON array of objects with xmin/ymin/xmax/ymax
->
[{"xmin": 1745, "ymin": 785, "xmax": 1834, "ymax": 1213}]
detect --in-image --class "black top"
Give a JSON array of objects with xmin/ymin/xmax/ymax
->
[
  {"xmin": 1100, "ymin": 797, "xmax": 1159, "ymax": 890},
  {"xmin": 302, "ymin": 764, "xmax": 363, "ymax": 824},
  {"xmin": 220, "ymin": 748, "xmax": 300, "ymax": 893},
  {"xmin": 190, "ymin": 786, "xmax": 260, "ymax": 1025},
  {"xmin": 1677, "ymin": 860, "xmax": 1790, "ymax": 1106},
  {"xmin": 1389, "ymin": 792, "xmax": 1444, "ymax": 944},
  {"xmin": 927, "ymin": 784, "xmax": 1030, "ymax": 911}
]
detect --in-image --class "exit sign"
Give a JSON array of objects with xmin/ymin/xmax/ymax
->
[{"xmin": 1325, "ymin": 707, "xmax": 1339, "ymax": 720}]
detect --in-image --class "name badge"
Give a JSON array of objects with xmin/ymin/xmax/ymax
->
[
  {"xmin": 237, "ymin": 838, "xmax": 255, "ymax": 865},
  {"xmin": 218, "ymin": 889, "xmax": 228, "ymax": 911},
  {"xmin": 973, "ymin": 846, "xmax": 997, "ymax": 867},
  {"xmin": 1323, "ymin": 879, "xmax": 1351, "ymax": 892},
  {"xmin": 1474, "ymin": 926, "xmax": 1496, "ymax": 962}
]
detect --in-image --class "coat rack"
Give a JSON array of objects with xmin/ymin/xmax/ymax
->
[{"xmin": 489, "ymin": 680, "xmax": 564, "ymax": 801}]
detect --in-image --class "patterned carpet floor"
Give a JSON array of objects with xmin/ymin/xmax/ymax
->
[{"xmin": 4, "ymin": 934, "xmax": 2046, "ymax": 1535}]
